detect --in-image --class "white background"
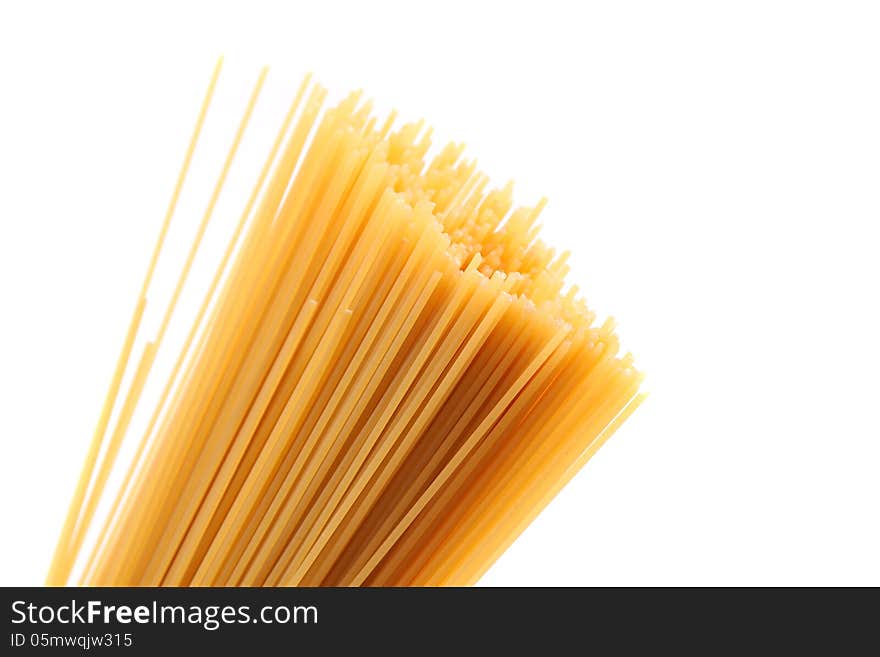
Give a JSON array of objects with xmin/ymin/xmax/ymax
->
[{"xmin": 1, "ymin": 1, "xmax": 878, "ymax": 586}]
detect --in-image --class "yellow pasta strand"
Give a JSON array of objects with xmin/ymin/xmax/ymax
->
[
  {"xmin": 46, "ymin": 57, "xmax": 223, "ymax": 586},
  {"xmin": 52, "ymin": 63, "xmax": 644, "ymax": 587}
]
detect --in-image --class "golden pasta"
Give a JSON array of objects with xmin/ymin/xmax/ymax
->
[{"xmin": 47, "ymin": 58, "xmax": 643, "ymax": 587}]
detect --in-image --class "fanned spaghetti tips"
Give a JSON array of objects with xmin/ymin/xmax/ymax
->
[{"xmin": 49, "ymin": 64, "xmax": 644, "ymax": 587}]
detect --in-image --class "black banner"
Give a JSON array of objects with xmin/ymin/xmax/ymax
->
[{"xmin": 1, "ymin": 587, "xmax": 874, "ymax": 653}]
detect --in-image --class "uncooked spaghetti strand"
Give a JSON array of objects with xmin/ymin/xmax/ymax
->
[
  {"xmin": 328, "ymin": 304, "xmax": 531, "ymax": 584},
  {"xmin": 77, "ymin": 69, "xmax": 266, "ymax": 579},
  {"xmin": 156, "ymin": 67, "xmax": 267, "ymax": 348},
  {"xmin": 422, "ymin": 368, "xmax": 639, "ymax": 585},
  {"xmin": 261, "ymin": 264, "xmax": 476, "ymax": 585},
  {"xmin": 413, "ymin": 347, "xmax": 636, "ymax": 584},
  {"xmin": 461, "ymin": 392, "xmax": 646, "ymax": 586},
  {"xmin": 225, "ymin": 251, "xmax": 448, "ymax": 587},
  {"xmin": 86, "ymin": 67, "xmax": 271, "ymax": 585},
  {"xmin": 211, "ymin": 190, "xmax": 407, "ymax": 586},
  {"xmin": 46, "ymin": 58, "xmax": 222, "ymax": 586},
  {"xmin": 427, "ymin": 369, "xmax": 640, "ymax": 584},
  {"xmin": 169, "ymin": 169, "xmax": 399, "ymax": 585},
  {"xmin": 279, "ymin": 270, "xmax": 511, "ymax": 585},
  {"xmin": 230, "ymin": 209, "xmax": 446, "ymax": 585},
  {"xmin": 95, "ymin": 87, "xmax": 334, "ymax": 585},
  {"xmin": 394, "ymin": 339, "xmax": 620, "ymax": 585},
  {"xmin": 319, "ymin": 302, "xmax": 529, "ymax": 584},
  {"xmin": 67, "ymin": 341, "xmax": 157, "ymax": 556},
  {"xmin": 142, "ymin": 75, "xmax": 313, "ymax": 586},
  {"xmin": 79, "ymin": 75, "xmax": 312, "ymax": 587},
  {"xmin": 47, "ymin": 297, "xmax": 145, "ymax": 586},
  {"xmin": 346, "ymin": 323, "xmax": 569, "ymax": 586},
  {"xmin": 288, "ymin": 274, "xmax": 518, "ymax": 587},
  {"xmin": 207, "ymin": 185, "xmax": 407, "ymax": 585},
  {"xmin": 142, "ymin": 87, "xmax": 376, "ymax": 587},
  {"xmin": 66, "ymin": 68, "xmax": 644, "ymax": 589},
  {"xmin": 229, "ymin": 210, "xmax": 440, "ymax": 585},
  {"xmin": 364, "ymin": 328, "xmax": 578, "ymax": 586}
]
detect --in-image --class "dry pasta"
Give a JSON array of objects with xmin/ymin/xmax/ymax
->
[{"xmin": 47, "ymin": 59, "xmax": 644, "ymax": 587}]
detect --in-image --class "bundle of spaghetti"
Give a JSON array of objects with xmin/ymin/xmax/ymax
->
[{"xmin": 47, "ymin": 60, "xmax": 644, "ymax": 587}]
